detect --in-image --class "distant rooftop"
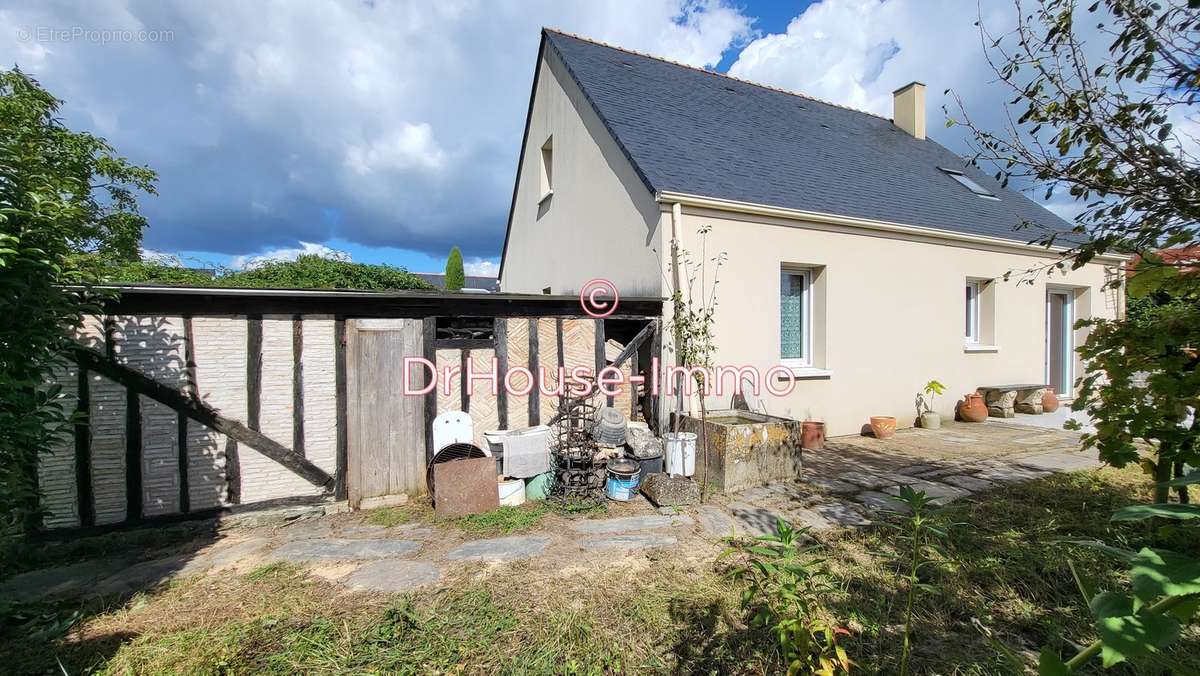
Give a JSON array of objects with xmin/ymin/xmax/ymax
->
[{"xmin": 414, "ymin": 272, "xmax": 500, "ymax": 292}]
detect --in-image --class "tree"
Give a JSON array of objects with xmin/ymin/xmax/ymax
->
[
  {"xmin": 950, "ymin": 0, "xmax": 1200, "ymax": 502},
  {"xmin": 0, "ymin": 68, "xmax": 156, "ymax": 532},
  {"xmin": 444, "ymin": 246, "xmax": 465, "ymax": 291}
]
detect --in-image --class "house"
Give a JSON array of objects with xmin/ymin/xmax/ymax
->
[
  {"xmin": 499, "ymin": 29, "xmax": 1126, "ymax": 437},
  {"xmin": 414, "ymin": 272, "xmax": 500, "ymax": 292}
]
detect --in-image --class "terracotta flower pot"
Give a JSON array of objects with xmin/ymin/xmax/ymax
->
[
  {"xmin": 1042, "ymin": 390, "xmax": 1060, "ymax": 413},
  {"xmin": 957, "ymin": 393, "xmax": 988, "ymax": 423},
  {"xmin": 801, "ymin": 421, "xmax": 825, "ymax": 450},
  {"xmin": 868, "ymin": 416, "xmax": 897, "ymax": 439}
]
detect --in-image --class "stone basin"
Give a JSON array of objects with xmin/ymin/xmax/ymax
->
[{"xmin": 676, "ymin": 409, "xmax": 803, "ymax": 493}]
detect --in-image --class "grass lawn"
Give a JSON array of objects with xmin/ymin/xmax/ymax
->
[{"xmin": 2, "ymin": 465, "xmax": 1197, "ymax": 674}]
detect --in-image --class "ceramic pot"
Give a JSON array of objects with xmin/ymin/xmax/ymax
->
[
  {"xmin": 919, "ymin": 411, "xmax": 942, "ymax": 430},
  {"xmin": 869, "ymin": 416, "xmax": 897, "ymax": 439},
  {"xmin": 1042, "ymin": 390, "xmax": 1060, "ymax": 413},
  {"xmin": 801, "ymin": 421, "xmax": 825, "ymax": 450},
  {"xmin": 957, "ymin": 393, "xmax": 988, "ymax": 423}
]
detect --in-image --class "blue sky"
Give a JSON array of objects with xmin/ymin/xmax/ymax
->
[{"xmin": 1, "ymin": 1, "xmax": 1099, "ymax": 276}]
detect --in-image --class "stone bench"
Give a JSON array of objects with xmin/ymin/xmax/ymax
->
[{"xmin": 976, "ymin": 384, "xmax": 1049, "ymax": 418}]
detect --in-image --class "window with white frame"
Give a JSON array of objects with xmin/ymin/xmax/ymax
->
[
  {"xmin": 781, "ymin": 269, "xmax": 812, "ymax": 366},
  {"xmin": 965, "ymin": 280, "xmax": 981, "ymax": 343},
  {"xmin": 538, "ymin": 136, "xmax": 553, "ymax": 201}
]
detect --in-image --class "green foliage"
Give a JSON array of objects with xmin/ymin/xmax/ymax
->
[
  {"xmin": 720, "ymin": 519, "xmax": 853, "ymax": 675},
  {"xmin": 216, "ymin": 255, "xmax": 431, "ymax": 290},
  {"xmin": 1031, "ymin": 482, "xmax": 1200, "ymax": 673},
  {"xmin": 881, "ymin": 487, "xmax": 956, "ymax": 676},
  {"xmin": 0, "ymin": 68, "xmax": 155, "ymax": 532},
  {"xmin": 950, "ymin": 0, "xmax": 1200, "ymax": 266},
  {"xmin": 444, "ymin": 246, "xmax": 464, "ymax": 291},
  {"xmin": 450, "ymin": 504, "xmax": 548, "ymax": 535},
  {"xmin": 917, "ymin": 380, "xmax": 945, "ymax": 415},
  {"xmin": 102, "ymin": 260, "xmax": 215, "ymax": 286}
]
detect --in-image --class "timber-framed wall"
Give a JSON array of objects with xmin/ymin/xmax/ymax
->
[{"xmin": 36, "ymin": 286, "xmax": 662, "ymax": 534}]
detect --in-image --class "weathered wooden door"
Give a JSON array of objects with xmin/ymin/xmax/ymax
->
[{"xmin": 346, "ymin": 319, "xmax": 427, "ymax": 508}]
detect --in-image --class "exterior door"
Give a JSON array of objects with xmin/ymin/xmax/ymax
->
[
  {"xmin": 1046, "ymin": 290, "xmax": 1074, "ymax": 397},
  {"xmin": 346, "ymin": 318, "xmax": 427, "ymax": 508}
]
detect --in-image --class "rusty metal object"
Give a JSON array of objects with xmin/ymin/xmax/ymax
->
[{"xmin": 433, "ymin": 456, "xmax": 499, "ymax": 518}]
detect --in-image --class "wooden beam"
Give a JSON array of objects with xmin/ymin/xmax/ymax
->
[
  {"xmin": 72, "ymin": 347, "xmax": 334, "ymax": 491},
  {"xmin": 246, "ymin": 314, "xmax": 263, "ymax": 432},
  {"xmin": 595, "ymin": 319, "xmax": 612, "ymax": 407},
  {"xmin": 103, "ymin": 289, "xmax": 663, "ymax": 320},
  {"xmin": 528, "ymin": 318, "xmax": 540, "ymax": 426},
  {"xmin": 423, "ymin": 318, "xmax": 437, "ymax": 462},
  {"xmin": 177, "ymin": 411, "xmax": 190, "ymax": 514},
  {"xmin": 125, "ymin": 387, "xmax": 142, "ymax": 521},
  {"xmin": 555, "ymin": 318, "xmax": 565, "ymax": 370},
  {"xmin": 630, "ymin": 347, "xmax": 640, "ymax": 420},
  {"xmin": 435, "ymin": 338, "xmax": 494, "ymax": 350},
  {"xmin": 225, "ymin": 438, "xmax": 241, "ymax": 504},
  {"xmin": 292, "ymin": 315, "xmax": 305, "ymax": 457},
  {"xmin": 610, "ymin": 322, "xmax": 655, "ymax": 370},
  {"xmin": 334, "ymin": 316, "xmax": 348, "ymax": 501},
  {"xmin": 182, "ymin": 315, "xmax": 199, "ymax": 399},
  {"xmin": 74, "ymin": 367, "xmax": 94, "ymax": 528},
  {"xmin": 494, "ymin": 318, "xmax": 508, "ymax": 429},
  {"xmin": 460, "ymin": 348, "xmax": 470, "ymax": 413}
]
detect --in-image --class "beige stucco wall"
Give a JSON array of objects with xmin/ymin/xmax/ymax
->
[
  {"xmin": 501, "ymin": 48, "xmax": 664, "ymax": 296},
  {"xmin": 671, "ymin": 207, "xmax": 1123, "ymax": 437}
]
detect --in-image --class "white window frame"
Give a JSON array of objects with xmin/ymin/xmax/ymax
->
[
  {"xmin": 538, "ymin": 136, "xmax": 553, "ymax": 204},
  {"xmin": 780, "ymin": 268, "xmax": 813, "ymax": 368},
  {"xmin": 965, "ymin": 280, "xmax": 981, "ymax": 344}
]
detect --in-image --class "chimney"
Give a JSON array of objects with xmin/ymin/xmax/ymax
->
[{"xmin": 892, "ymin": 81, "xmax": 926, "ymax": 140}]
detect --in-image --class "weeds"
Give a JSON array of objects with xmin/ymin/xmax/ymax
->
[
  {"xmin": 720, "ymin": 518, "xmax": 852, "ymax": 674},
  {"xmin": 451, "ymin": 504, "xmax": 549, "ymax": 535}
]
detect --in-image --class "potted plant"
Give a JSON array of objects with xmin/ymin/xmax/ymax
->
[
  {"xmin": 916, "ymin": 379, "xmax": 946, "ymax": 429},
  {"xmin": 801, "ymin": 419, "xmax": 825, "ymax": 450}
]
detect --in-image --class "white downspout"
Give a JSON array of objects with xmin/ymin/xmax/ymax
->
[{"xmin": 668, "ymin": 201, "xmax": 689, "ymax": 421}]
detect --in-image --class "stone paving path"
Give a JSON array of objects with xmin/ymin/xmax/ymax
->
[{"xmin": 0, "ymin": 423, "xmax": 1103, "ymax": 601}]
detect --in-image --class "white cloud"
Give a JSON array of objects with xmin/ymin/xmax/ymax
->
[
  {"xmin": 463, "ymin": 258, "xmax": 499, "ymax": 277},
  {"xmin": 140, "ymin": 248, "xmax": 183, "ymax": 266},
  {"xmin": 230, "ymin": 241, "xmax": 350, "ymax": 270},
  {"xmin": 0, "ymin": 1, "xmax": 755, "ymax": 259}
]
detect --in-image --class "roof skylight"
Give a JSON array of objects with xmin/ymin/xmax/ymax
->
[{"xmin": 938, "ymin": 167, "xmax": 999, "ymax": 200}]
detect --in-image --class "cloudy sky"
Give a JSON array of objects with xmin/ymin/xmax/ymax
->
[{"xmin": 1, "ymin": 0, "xmax": 1086, "ymax": 275}]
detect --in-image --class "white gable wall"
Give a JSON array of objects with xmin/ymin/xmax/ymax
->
[{"xmin": 501, "ymin": 47, "xmax": 665, "ymax": 297}]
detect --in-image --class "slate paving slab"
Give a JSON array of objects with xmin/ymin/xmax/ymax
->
[
  {"xmin": 569, "ymin": 515, "xmax": 693, "ymax": 534},
  {"xmin": 445, "ymin": 535, "xmax": 552, "ymax": 562},
  {"xmin": 579, "ymin": 534, "xmax": 678, "ymax": 551},
  {"xmin": 271, "ymin": 538, "xmax": 421, "ymax": 563},
  {"xmin": 855, "ymin": 491, "xmax": 911, "ymax": 514},
  {"xmin": 726, "ymin": 501, "xmax": 789, "ymax": 536},
  {"xmin": 975, "ymin": 465, "xmax": 1052, "ymax": 483},
  {"xmin": 695, "ymin": 505, "xmax": 738, "ymax": 538},
  {"xmin": 0, "ymin": 558, "xmax": 132, "ymax": 602},
  {"xmin": 839, "ymin": 472, "xmax": 894, "ymax": 490},
  {"xmin": 343, "ymin": 560, "xmax": 442, "ymax": 592},
  {"xmin": 1017, "ymin": 452, "xmax": 1101, "ymax": 472},
  {"xmin": 882, "ymin": 480, "xmax": 971, "ymax": 504},
  {"xmin": 796, "ymin": 476, "xmax": 859, "ymax": 494},
  {"xmin": 782, "ymin": 508, "xmax": 833, "ymax": 531},
  {"xmin": 811, "ymin": 502, "xmax": 872, "ymax": 527},
  {"xmin": 279, "ymin": 519, "xmax": 335, "ymax": 541},
  {"xmin": 941, "ymin": 475, "xmax": 997, "ymax": 492},
  {"xmin": 91, "ymin": 555, "xmax": 209, "ymax": 597}
]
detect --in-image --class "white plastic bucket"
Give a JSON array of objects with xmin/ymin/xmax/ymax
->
[
  {"xmin": 662, "ymin": 432, "xmax": 697, "ymax": 477},
  {"xmin": 498, "ymin": 478, "xmax": 526, "ymax": 506}
]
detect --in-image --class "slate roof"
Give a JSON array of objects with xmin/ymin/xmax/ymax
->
[{"xmin": 543, "ymin": 29, "xmax": 1073, "ymax": 244}]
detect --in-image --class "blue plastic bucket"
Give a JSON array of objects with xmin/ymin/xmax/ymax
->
[{"xmin": 605, "ymin": 459, "xmax": 641, "ymax": 501}]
